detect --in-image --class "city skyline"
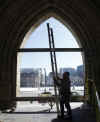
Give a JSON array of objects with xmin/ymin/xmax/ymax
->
[
  {"xmin": 20, "ymin": 64, "xmax": 84, "ymax": 75},
  {"xmin": 20, "ymin": 65, "xmax": 84, "ymax": 88}
]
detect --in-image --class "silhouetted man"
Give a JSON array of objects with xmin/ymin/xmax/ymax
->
[{"xmin": 54, "ymin": 72, "xmax": 72, "ymax": 118}]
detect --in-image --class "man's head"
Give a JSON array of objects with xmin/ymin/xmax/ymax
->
[{"xmin": 63, "ymin": 72, "xmax": 70, "ymax": 79}]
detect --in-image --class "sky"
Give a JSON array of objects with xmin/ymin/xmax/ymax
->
[{"xmin": 18, "ymin": 17, "xmax": 83, "ymax": 74}]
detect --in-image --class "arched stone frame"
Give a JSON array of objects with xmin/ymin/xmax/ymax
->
[
  {"xmin": 16, "ymin": 14, "xmax": 84, "ymax": 97},
  {"xmin": 0, "ymin": 1, "xmax": 96, "ymax": 101},
  {"xmin": 15, "ymin": 11, "xmax": 86, "ymax": 98}
]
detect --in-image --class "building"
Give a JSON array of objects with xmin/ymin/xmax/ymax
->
[
  {"xmin": 77, "ymin": 65, "xmax": 84, "ymax": 78},
  {"xmin": 60, "ymin": 67, "xmax": 76, "ymax": 76},
  {"xmin": 20, "ymin": 68, "xmax": 42, "ymax": 87}
]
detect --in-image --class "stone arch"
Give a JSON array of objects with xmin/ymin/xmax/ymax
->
[
  {"xmin": 9, "ymin": 6, "xmax": 91, "ymax": 50},
  {"xmin": 0, "ymin": 0, "xmax": 97, "ymax": 100},
  {"xmin": 20, "ymin": 14, "xmax": 82, "ymax": 49}
]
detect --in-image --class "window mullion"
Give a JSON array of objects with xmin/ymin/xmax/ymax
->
[{"xmin": 17, "ymin": 48, "xmax": 83, "ymax": 52}]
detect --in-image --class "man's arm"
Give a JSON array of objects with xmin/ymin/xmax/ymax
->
[{"xmin": 53, "ymin": 76, "xmax": 61, "ymax": 87}]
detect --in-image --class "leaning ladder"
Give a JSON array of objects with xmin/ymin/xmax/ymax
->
[{"xmin": 47, "ymin": 23, "xmax": 60, "ymax": 116}]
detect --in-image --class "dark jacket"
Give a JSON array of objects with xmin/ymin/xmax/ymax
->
[{"xmin": 54, "ymin": 77, "xmax": 71, "ymax": 101}]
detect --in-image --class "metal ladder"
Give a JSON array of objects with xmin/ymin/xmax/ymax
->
[{"xmin": 47, "ymin": 23, "xmax": 60, "ymax": 117}]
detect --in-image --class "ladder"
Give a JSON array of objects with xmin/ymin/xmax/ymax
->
[{"xmin": 47, "ymin": 23, "xmax": 60, "ymax": 117}]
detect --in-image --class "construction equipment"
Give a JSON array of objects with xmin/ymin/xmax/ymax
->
[{"xmin": 47, "ymin": 23, "xmax": 61, "ymax": 117}]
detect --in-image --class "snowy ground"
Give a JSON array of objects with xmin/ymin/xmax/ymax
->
[{"xmin": 18, "ymin": 86, "xmax": 84, "ymax": 97}]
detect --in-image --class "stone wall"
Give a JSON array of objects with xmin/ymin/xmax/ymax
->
[{"xmin": 0, "ymin": 0, "xmax": 100, "ymax": 109}]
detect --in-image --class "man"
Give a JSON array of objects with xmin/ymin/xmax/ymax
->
[{"xmin": 54, "ymin": 72, "xmax": 72, "ymax": 118}]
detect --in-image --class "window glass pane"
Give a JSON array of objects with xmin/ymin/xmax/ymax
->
[
  {"xmin": 56, "ymin": 52, "xmax": 84, "ymax": 96},
  {"xmin": 17, "ymin": 52, "xmax": 84, "ymax": 97},
  {"xmin": 19, "ymin": 52, "xmax": 51, "ymax": 72},
  {"xmin": 21, "ymin": 17, "xmax": 79, "ymax": 48},
  {"xmin": 17, "ymin": 52, "xmax": 52, "ymax": 97},
  {"xmin": 56, "ymin": 52, "xmax": 83, "ymax": 70}
]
